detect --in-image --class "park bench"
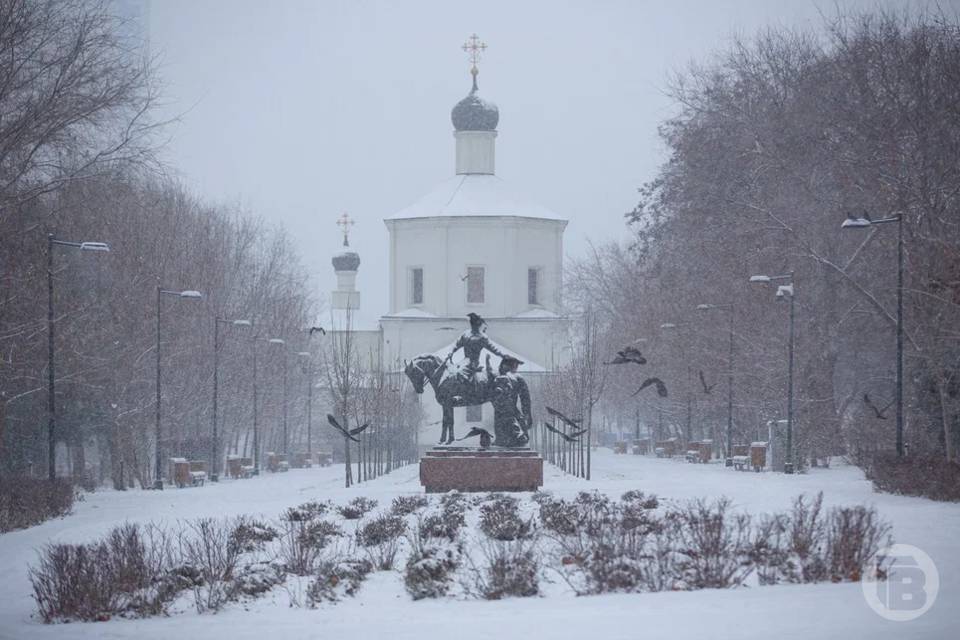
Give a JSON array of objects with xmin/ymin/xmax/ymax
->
[
  {"xmin": 632, "ymin": 438, "xmax": 651, "ymax": 455},
  {"xmin": 226, "ymin": 454, "xmax": 243, "ymax": 478},
  {"xmin": 731, "ymin": 445, "xmax": 751, "ymax": 471},
  {"xmin": 654, "ymin": 446, "xmax": 667, "ymax": 458},
  {"xmin": 291, "ymin": 452, "xmax": 312, "ymax": 469},
  {"xmin": 614, "ymin": 441, "xmax": 628, "ymax": 454},
  {"xmin": 655, "ymin": 438, "xmax": 680, "ymax": 457},
  {"xmin": 188, "ymin": 460, "xmax": 207, "ymax": 486},
  {"xmin": 315, "ymin": 451, "xmax": 333, "ymax": 467},
  {"xmin": 240, "ymin": 456, "xmax": 255, "ymax": 478},
  {"xmin": 266, "ymin": 452, "xmax": 289, "ymax": 473}
]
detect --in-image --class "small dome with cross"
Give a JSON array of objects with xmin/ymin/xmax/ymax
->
[
  {"xmin": 332, "ymin": 251, "xmax": 360, "ymax": 272},
  {"xmin": 451, "ymin": 88, "xmax": 499, "ymax": 131}
]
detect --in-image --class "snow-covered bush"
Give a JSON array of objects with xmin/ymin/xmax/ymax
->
[
  {"xmin": 545, "ymin": 491, "xmax": 668, "ymax": 595},
  {"xmin": 337, "ymin": 497, "xmax": 378, "ymax": 520},
  {"xmin": 403, "ymin": 533, "xmax": 461, "ymax": 600},
  {"xmin": 278, "ymin": 508, "xmax": 341, "ymax": 576},
  {"xmin": 228, "ymin": 518, "xmax": 279, "ymax": 554},
  {"xmin": 180, "ymin": 518, "xmax": 247, "ymax": 612},
  {"xmin": 282, "ymin": 501, "xmax": 330, "ymax": 522},
  {"xmin": 357, "ymin": 514, "xmax": 406, "ymax": 569},
  {"xmin": 537, "ymin": 495, "xmax": 580, "ymax": 535},
  {"xmin": 233, "ymin": 561, "xmax": 286, "ymax": 598},
  {"xmin": 306, "ymin": 558, "xmax": 373, "ymax": 605},
  {"xmin": 391, "ymin": 494, "xmax": 429, "ymax": 516},
  {"xmin": 468, "ymin": 540, "xmax": 540, "ymax": 600},
  {"xmin": 479, "ymin": 496, "xmax": 534, "ymax": 541}
]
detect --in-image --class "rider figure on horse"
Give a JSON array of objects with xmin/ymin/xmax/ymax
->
[{"xmin": 446, "ymin": 313, "xmax": 504, "ymax": 394}]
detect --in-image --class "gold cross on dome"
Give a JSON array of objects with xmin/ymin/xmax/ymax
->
[
  {"xmin": 462, "ymin": 33, "xmax": 487, "ymax": 77},
  {"xmin": 336, "ymin": 212, "xmax": 355, "ymax": 247}
]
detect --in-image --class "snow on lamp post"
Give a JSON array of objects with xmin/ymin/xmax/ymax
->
[
  {"xmin": 750, "ymin": 273, "xmax": 796, "ymax": 474},
  {"xmin": 695, "ymin": 303, "xmax": 736, "ymax": 466},
  {"xmin": 211, "ymin": 317, "xmax": 251, "ymax": 481},
  {"xmin": 841, "ymin": 212, "xmax": 905, "ymax": 457},
  {"xmin": 46, "ymin": 236, "xmax": 110, "ymax": 480},
  {"xmin": 154, "ymin": 288, "xmax": 203, "ymax": 490}
]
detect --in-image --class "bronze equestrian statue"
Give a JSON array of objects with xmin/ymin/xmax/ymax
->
[{"xmin": 405, "ymin": 313, "xmax": 531, "ymax": 446}]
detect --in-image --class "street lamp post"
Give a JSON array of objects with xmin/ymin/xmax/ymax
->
[
  {"xmin": 841, "ymin": 213, "xmax": 904, "ymax": 456},
  {"xmin": 696, "ymin": 303, "xmax": 736, "ymax": 465},
  {"xmin": 298, "ymin": 351, "xmax": 313, "ymax": 459},
  {"xmin": 268, "ymin": 338, "xmax": 288, "ymax": 454},
  {"xmin": 750, "ymin": 273, "xmax": 796, "ymax": 474},
  {"xmin": 155, "ymin": 287, "xmax": 203, "ymax": 489},
  {"xmin": 212, "ymin": 317, "xmax": 251, "ymax": 481},
  {"xmin": 659, "ymin": 322, "xmax": 695, "ymax": 443},
  {"xmin": 46, "ymin": 236, "xmax": 110, "ymax": 480}
]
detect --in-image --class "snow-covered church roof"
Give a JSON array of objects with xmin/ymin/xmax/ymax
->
[{"xmin": 386, "ymin": 173, "xmax": 566, "ymax": 222}]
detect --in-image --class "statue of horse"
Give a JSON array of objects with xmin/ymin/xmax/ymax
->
[{"xmin": 404, "ymin": 354, "xmax": 494, "ymax": 445}]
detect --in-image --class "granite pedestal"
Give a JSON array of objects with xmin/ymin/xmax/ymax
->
[{"xmin": 420, "ymin": 446, "xmax": 543, "ymax": 493}]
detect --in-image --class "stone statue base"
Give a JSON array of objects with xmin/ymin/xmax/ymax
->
[{"xmin": 419, "ymin": 446, "xmax": 543, "ymax": 493}]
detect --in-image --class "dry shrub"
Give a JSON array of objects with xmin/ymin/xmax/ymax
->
[
  {"xmin": 403, "ymin": 531, "xmax": 461, "ymax": 600},
  {"xmin": 468, "ymin": 540, "xmax": 540, "ymax": 600},
  {"xmin": 479, "ymin": 495, "xmax": 534, "ymax": 541},
  {"xmin": 864, "ymin": 453, "xmax": 960, "ymax": 502},
  {"xmin": 826, "ymin": 505, "xmax": 891, "ymax": 582},
  {"xmin": 337, "ymin": 497, "xmax": 377, "ymax": 520},
  {"xmin": 670, "ymin": 498, "xmax": 753, "ymax": 590},
  {"xmin": 29, "ymin": 523, "xmax": 171, "ymax": 622},
  {"xmin": 391, "ymin": 494, "xmax": 430, "ymax": 516},
  {"xmin": 278, "ymin": 510, "xmax": 341, "ymax": 576},
  {"xmin": 0, "ymin": 477, "xmax": 76, "ymax": 533},
  {"xmin": 357, "ymin": 514, "xmax": 406, "ymax": 569},
  {"xmin": 307, "ymin": 557, "xmax": 373, "ymax": 605}
]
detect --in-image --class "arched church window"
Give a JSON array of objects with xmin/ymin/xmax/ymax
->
[
  {"xmin": 409, "ymin": 267, "xmax": 423, "ymax": 305},
  {"xmin": 528, "ymin": 267, "xmax": 541, "ymax": 305},
  {"xmin": 466, "ymin": 266, "xmax": 485, "ymax": 304}
]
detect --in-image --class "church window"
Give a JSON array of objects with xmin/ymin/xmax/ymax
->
[
  {"xmin": 467, "ymin": 266, "xmax": 485, "ymax": 304},
  {"xmin": 466, "ymin": 404, "xmax": 482, "ymax": 422},
  {"xmin": 528, "ymin": 267, "xmax": 541, "ymax": 305},
  {"xmin": 410, "ymin": 267, "xmax": 423, "ymax": 305}
]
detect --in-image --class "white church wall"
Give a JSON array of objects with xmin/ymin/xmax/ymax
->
[{"xmin": 386, "ymin": 216, "xmax": 565, "ymax": 319}]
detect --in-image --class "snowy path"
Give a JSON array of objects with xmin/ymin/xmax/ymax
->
[{"xmin": 0, "ymin": 451, "xmax": 956, "ymax": 639}]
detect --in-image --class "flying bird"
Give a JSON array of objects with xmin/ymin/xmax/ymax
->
[
  {"xmin": 309, "ymin": 326, "xmax": 326, "ymax": 336},
  {"xmin": 458, "ymin": 427, "xmax": 493, "ymax": 448},
  {"xmin": 326, "ymin": 414, "xmax": 369, "ymax": 442},
  {"xmin": 633, "ymin": 377, "xmax": 668, "ymax": 398},
  {"xmin": 545, "ymin": 406, "xmax": 582, "ymax": 429},
  {"xmin": 542, "ymin": 421, "xmax": 587, "ymax": 442},
  {"xmin": 699, "ymin": 370, "xmax": 716, "ymax": 394},
  {"xmin": 605, "ymin": 346, "xmax": 647, "ymax": 366},
  {"xmin": 863, "ymin": 393, "xmax": 894, "ymax": 420}
]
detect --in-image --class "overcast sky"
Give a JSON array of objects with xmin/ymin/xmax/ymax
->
[{"xmin": 147, "ymin": 0, "xmax": 912, "ymax": 327}]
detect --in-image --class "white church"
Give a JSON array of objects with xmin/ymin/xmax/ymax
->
[{"xmin": 328, "ymin": 40, "xmax": 568, "ymax": 442}]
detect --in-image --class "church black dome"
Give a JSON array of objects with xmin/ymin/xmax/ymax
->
[
  {"xmin": 451, "ymin": 85, "xmax": 499, "ymax": 131},
  {"xmin": 332, "ymin": 251, "xmax": 360, "ymax": 272}
]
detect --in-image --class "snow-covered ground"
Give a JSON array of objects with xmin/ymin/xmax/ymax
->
[{"xmin": 0, "ymin": 450, "xmax": 956, "ymax": 640}]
